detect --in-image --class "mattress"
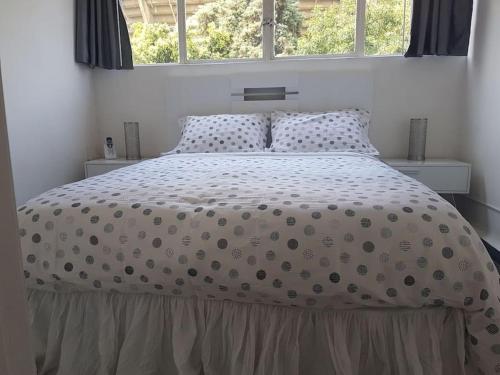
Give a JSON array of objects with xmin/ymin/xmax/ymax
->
[{"xmin": 18, "ymin": 152, "xmax": 500, "ymax": 373}]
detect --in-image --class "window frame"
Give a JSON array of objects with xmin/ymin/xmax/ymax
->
[{"xmin": 132, "ymin": 0, "xmax": 411, "ymax": 65}]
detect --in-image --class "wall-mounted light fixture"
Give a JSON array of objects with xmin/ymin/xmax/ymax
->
[{"xmin": 231, "ymin": 87, "xmax": 299, "ymax": 101}]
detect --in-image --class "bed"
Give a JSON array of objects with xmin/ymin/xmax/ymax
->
[{"xmin": 18, "ymin": 151, "xmax": 500, "ymax": 375}]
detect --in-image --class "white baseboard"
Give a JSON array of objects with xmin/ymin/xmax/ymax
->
[{"xmin": 457, "ymin": 196, "xmax": 500, "ymax": 250}]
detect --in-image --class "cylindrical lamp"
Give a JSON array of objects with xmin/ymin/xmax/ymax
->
[
  {"xmin": 124, "ymin": 122, "xmax": 141, "ymax": 160},
  {"xmin": 408, "ymin": 118, "xmax": 427, "ymax": 161}
]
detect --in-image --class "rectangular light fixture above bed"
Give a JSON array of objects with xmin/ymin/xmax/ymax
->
[{"xmin": 231, "ymin": 87, "xmax": 299, "ymax": 101}]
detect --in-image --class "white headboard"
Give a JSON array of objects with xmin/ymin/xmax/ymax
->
[{"xmin": 164, "ymin": 67, "xmax": 374, "ymax": 131}]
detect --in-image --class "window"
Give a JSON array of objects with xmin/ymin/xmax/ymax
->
[
  {"xmin": 122, "ymin": 0, "xmax": 411, "ymax": 64},
  {"xmin": 365, "ymin": 0, "xmax": 411, "ymax": 55},
  {"xmin": 185, "ymin": 0, "xmax": 263, "ymax": 60},
  {"xmin": 275, "ymin": 0, "xmax": 356, "ymax": 57},
  {"xmin": 125, "ymin": 1, "xmax": 180, "ymax": 63}
]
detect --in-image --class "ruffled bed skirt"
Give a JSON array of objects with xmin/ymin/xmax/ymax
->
[{"xmin": 28, "ymin": 290, "xmax": 467, "ymax": 375}]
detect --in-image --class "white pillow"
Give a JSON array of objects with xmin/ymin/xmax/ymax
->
[
  {"xmin": 171, "ymin": 113, "xmax": 269, "ymax": 153},
  {"xmin": 269, "ymin": 109, "xmax": 379, "ymax": 155}
]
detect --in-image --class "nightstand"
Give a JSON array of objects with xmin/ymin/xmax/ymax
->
[
  {"xmin": 382, "ymin": 159, "xmax": 471, "ymax": 194},
  {"xmin": 84, "ymin": 159, "xmax": 148, "ymax": 178}
]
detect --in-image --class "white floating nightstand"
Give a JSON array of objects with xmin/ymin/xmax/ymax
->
[
  {"xmin": 383, "ymin": 159, "xmax": 471, "ymax": 194},
  {"xmin": 84, "ymin": 159, "xmax": 149, "ymax": 178}
]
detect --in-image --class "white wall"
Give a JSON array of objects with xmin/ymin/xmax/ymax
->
[
  {"xmin": 0, "ymin": 63, "xmax": 35, "ymax": 375},
  {"xmin": 459, "ymin": 0, "xmax": 500, "ymax": 248},
  {"xmin": 93, "ymin": 56, "xmax": 467, "ymax": 159},
  {"xmin": 0, "ymin": 0, "xmax": 98, "ymax": 205}
]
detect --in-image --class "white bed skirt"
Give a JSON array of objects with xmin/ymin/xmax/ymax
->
[{"xmin": 28, "ymin": 290, "xmax": 467, "ymax": 375}]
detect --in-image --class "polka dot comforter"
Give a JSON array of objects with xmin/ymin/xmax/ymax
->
[{"xmin": 19, "ymin": 152, "xmax": 500, "ymax": 373}]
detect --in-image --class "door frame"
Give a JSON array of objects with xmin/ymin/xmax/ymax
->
[{"xmin": 0, "ymin": 60, "xmax": 35, "ymax": 375}]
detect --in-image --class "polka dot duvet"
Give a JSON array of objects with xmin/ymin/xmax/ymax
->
[{"xmin": 18, "ymin": 152, "xmax": 500, "ymax": 373}]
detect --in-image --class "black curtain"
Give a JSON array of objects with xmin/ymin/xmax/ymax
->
[
  {"xmin": 75, "ymin": 0, "xmax": 133, "ymax": 70},
  {"xmin": 405, "ymin": 0, "xmax": 474, "ymax": 57}
]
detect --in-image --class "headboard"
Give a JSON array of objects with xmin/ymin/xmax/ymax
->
[{"xmin": 164, "ymin": 67, "xmax": 374, "ymax": 136}]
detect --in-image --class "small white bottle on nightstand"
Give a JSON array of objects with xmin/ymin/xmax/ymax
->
[{"xmin": 104, "ymin": 137, "xmax": 117, "ymax": 160}]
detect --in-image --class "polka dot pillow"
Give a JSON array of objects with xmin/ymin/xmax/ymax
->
[
  {"xmin": 171, "ymin": 113, "xmax": 269, "ymax": 153},
  {"xmin": 269, "ymin": 109, "xmax": 379, "ymax": 155}
]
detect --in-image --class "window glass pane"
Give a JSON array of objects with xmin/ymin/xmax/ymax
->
[
  {"xmin": 275, "ymin": 0, "xmax": 356, "ymax": 57},
  {"xmin": 365, "ymin": 0, "xmax": 411, "ymax": 55},
  {"xmin": 186, "ymin": 0, "xmax": 263, "ymax": 60},
  {"xmin": 122, "ymin": 0, "xmax": 180, "ymax": 64}
]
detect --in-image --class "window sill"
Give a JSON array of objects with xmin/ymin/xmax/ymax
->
[{"xmin": 133, "ymin": 54, "xmax": 408, "ymax": 68}]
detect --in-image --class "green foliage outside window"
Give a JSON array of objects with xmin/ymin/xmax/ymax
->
[
  {"xmin": 274, "ymin": 0, "xmax": 303, "ymax": 56},
  {"xmin": 129, "ymin": 0, "xmax": 410, "ymax": 64},
  {"xmin": 130, "ymin": 23, "xmax": 179, "ymax": 64},
  {"xmin": 365, "ymin": 0, "xmax": 411, "ymax": 55},
  {"xmin": 187, "ymin": 0, "xmax": 265, "ymax": 59},
  {"xmin": 296, "ymin": 0, "xmax": 356, "ymax": 55}
]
